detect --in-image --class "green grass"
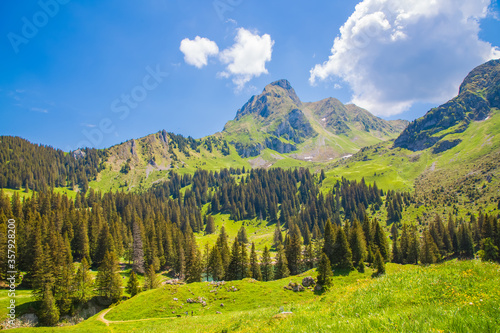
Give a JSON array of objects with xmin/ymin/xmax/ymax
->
[{"xmin": 8, "ymin": 260, "xmax": 500, "ymax": 332}]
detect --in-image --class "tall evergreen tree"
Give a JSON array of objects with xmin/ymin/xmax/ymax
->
[
  {"xmin": 420, "ymin": 229, "xmax": 440, "ymax": 265},
  {"xmin": 205, "ymin": 215, "xmax": 216, "ymax": 234},
  {"xmin": 349, "ymin": 220, "xmax": 367, "ymax": 269},
  {"xmin": 74, "ymin": 257, "xmax": 93, "ymax": 304},
  {"xmin": 38, "ymin": 284, "xmax": 59, "ymax": 326},
  {"xmin": 208, "ymin": 245, "xmax": 224, "ymax": 281},
  {"xmin": 373, "ymin": 220, "xmax": 389, "ymax": 262},
  {"xmin": 96, "ymin": 250, "xmax": 122, "ymax": 303},
  {"xmin": 332, "ymin": 226, "xmax": 354, "ymax": 270},
  {"xmin": 132, "ymin": 221, "xmax": 145, "ymax": 274},
  {"xmin": 126, "ymin": 270, "xmax": 141, "ymax": 297},
  {"xmin": 322, "ymin": 219, "xmax": 336, "ymax": 265},
  {"xmin": 317, "ymin": 253, "xmax": 333, "ymax": 288},
  {"xmin": 261, "ymin": 245, "xmax": 273, "ymax": 282},
  {"xmin": 373, "ymin": 248, "xmax": 386, "ymax": 277},
  {"xmin": 285, "ymin": 223, "xmax": 303, "ymax": 275},
  {"xmin": 250, "ymin": 243, "xmax": 262, "ymax": 281},
  {"xmin": 274, "ymin": 244, "xmax": 290, "ymax": 279},
  {"xmin": 225, "ymin": 238, "xmax": 241, "ymax": 281},
  {"xmin": 144, "ymin": 264, "xmax": 160, "ymax": 290}
]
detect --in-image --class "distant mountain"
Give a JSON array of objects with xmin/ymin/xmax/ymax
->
[
  {"xmin": 223, "ymin": 79, "xmax": 408, "ymax": 160},
  {"xmin": 334, "ymin": 59, "xmax": 500, "ymax": 207},
  {"xmin": 394, "ymin": 59, "xmax": 500, "ymax": 152}
]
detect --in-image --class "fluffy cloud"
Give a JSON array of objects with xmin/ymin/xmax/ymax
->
[
  {"xmin": 219, "ymin": 28, "xmax": 274, "ymax": 90},
  {"xmin": 310, "ymin": 0, "xmax": 500, "ymax": 116},
  {"xmin": 180, "ymin": 36, "xmax": 219, "ymax": 68}
]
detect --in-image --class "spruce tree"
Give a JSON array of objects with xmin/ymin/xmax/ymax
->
[
  {"xmin": 126, "ymin": 270, "xmax": 141, "ymax": 297},
  {"xmin": 208, "ymin": 245, "xmax": 224, "ymax": 281},
  {"xmin": 273, "ymin": 221, "xmax": 283, "ymax": 248},
  {"xmin": 407, "ymin": 225, "xmax": 420, "ymax": 264},
  {"xmin": 332, "ymin": 226, "xmax": 354, "ymax": 270},
  {"xmin": 96, "ymin": 250, "xmax": 122, "ymax": 303},
  {"xmin": 322, "ymin": 219, "xmax": 336, "ymax": 266},
  {"xmin": 420, "ymin": 229, "xmax": 440, "ymax": 265},
  {"xmin": 317, "ymin": 253, "xmax": 333, "ymax": 288},
  {"xmin": 285, "ymin": 223, "xmax": 303, "ymax": 275},
  {"xmin": 373, "ymin": 220, "xmax": 389, "ymax": 262},
  {"xmin": 205, "ymin": 215, "xmax": 215, "ymax": 234},
  {"xmin": 391, "ymin": 223, "xmax": 402, "ymax": 263},
  {"xmin": 75, "ymin": 257, "xmax": 93, "ymax": 304},
  {"xmin": 250, "ymin": 243, "xmax": 262, "ymax": 281},
  {"xmin": 132, "ymin": 222, "xmax": 145, "ymax": 274},
  {"xmin": 144, "ymin": 264, "xmax": 160, "ymax": 290},
  {"xmin": 240, "ymin": 242, "xmax": 250, "ymax": 279},
  {"xmin": 38, "ymin": 284, "xmax": 60, "ymax": 326},
  {"xmin": 225, "ymin": 238, "xmax": 241, "ymax": 281},
  {"xmin": 274, "ymin": 244, "xmax": 290, "ymax": 279},
  {"xmin": 238, "ymin": 226, "xmax": 249, "ymax": 244},
  {"xmin": 261, "ymin": 246, "xmax": 273, "ymax": 282},
  {"xmin": 216, "ymin": 226, "xmax": 230, "ymax": 270},
  {"xmin": 373, "ymin": 248, "xmax": 386, "ymax": 277},
  {"xmin": 349, "ymin": 220, "xmax": 367, "ymax": 268}
]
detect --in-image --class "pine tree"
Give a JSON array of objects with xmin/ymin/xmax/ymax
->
[
  {"xmin": 250, "ymin": 243, "xmax": 262, "ymax": 281},
  {"xmin": 186, "ymin": 243, "xmax": 202, "ymax": 283},
  {"xmin": 144, "ymin": 264, "xmax": 160, "ymax": 290},
  {"xmin": 304, "ymin": 242, "xmax": 315, "ymax": 269},
  {"xmin": 391, "ymin": 223, "xmax": 402, "ymax": 263},
  {"xmin": 478, "ymin": 238, "xmax": 499, "ymax": 262},
  {"xmin": 38, "ymin": 283, "xmax": 59, "ymax": 326},
  {"xmin": 322, "ymin": 219, "xmax": 336, "ymax": 265},
  {"xmin": 373, "ymin": 248, "xmax": 386, "ymax": 277},
  {"xmin": 406, "ymin": 225, "xmax": 419, "ymax": 264},
  {"xmin": 285, "ymin": 223, "xmax": 303, "ymax": 275},
  {"xmin": 349, "ymin": 220, "xmax": 367, "ymax": 268},
  {"xmin": 261, "ymin": 245, "xmax": 273, "ymax": 282},
  {"xmin": 132, "ymin": 221, "xmax": 145, "ymax": 274},
  {"xmin": 274, "ymin": 244, "xmax": 290, "ymax": 280},
  {"xmin": 240, "ymin": 242, "xmax": 249, "ymax": 279},
  {"xmin": 332, "ymin": 226, "xmax": 354, "ymax": 270},
  {"xmin": 225, "ymin": 238, "xmax": 241, "ymax": 281},
  {"xmin": 238, "ymin": 226, "xmax": 249, "ymax": 244},
  {"xmin": 205, "ymin": 215, "xmax": 215, "ymax": 235},
  {"xmin": 317, "ymin": 253, "xmax": 333, "ymax": 288},
  {"xmin": 373, "ymin": 220, "xmax": 389, "ymax": 261},
  {"xmin": 74, "ymin": 257, "xmax": 93, "ymax": 304},
  {"xmin": 126, "ymin": 270, "xmax": 141, "ymax": 297},
  {"xmin": 420, "ymin": 229, "xmax": 440, "ymax": 265},
  {"xmin": 208, "ymin": 245, "xmax": 224, "ymax": 281},
  {"xmin": 216, "ymin": 226, "xmax": 230, "ymax": 270},
  {"xmin": 96, "ymin": 250, "xmax": 122, "ymax": 303},
  {"xmin": 273, "ymin": 221, "xmax": 283, "ymax": 247}
]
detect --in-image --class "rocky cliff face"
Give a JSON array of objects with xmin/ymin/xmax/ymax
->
[
  {"xmin": 224, "ymin": 79, "xmax": 408, "ymax": 158},
  {"xmin": 394, "ymin": 59, "xmax": 500, "ymax": 151}
]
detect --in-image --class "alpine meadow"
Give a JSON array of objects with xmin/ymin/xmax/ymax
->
[{"xmin": 1, "ymin": 1, "xmax": 500, "ymax": 332}]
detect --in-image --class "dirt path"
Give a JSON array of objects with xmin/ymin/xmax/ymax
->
[{"xmin": 97, "ymin": 308, "xmax": 176, "ymax": 326}]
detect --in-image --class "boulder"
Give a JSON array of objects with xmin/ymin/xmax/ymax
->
[{"xmin": 302, "ymin": 276, "xmax": 315, "ymax": 287}]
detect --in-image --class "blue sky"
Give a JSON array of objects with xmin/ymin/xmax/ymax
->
[{"xmin": 1, "ymin": 0, "xmax": 499, "ymax": 151}]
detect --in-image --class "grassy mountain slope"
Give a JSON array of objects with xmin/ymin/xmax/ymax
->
[
  {"xmin": 9, "ymin": 260, "xmax": 500, "ymax": 332},
  {"xmin": 223, "ymin": 79, "xmax": 408, "ymax": 162},
  {"xmin": 325, "ymin": 60, "xmax": 500, "ymax": 208}
]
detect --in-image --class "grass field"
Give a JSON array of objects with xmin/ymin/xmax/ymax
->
[{"xmin": 6, "ymin": 259, "xmax": 500, "ymax": 332}]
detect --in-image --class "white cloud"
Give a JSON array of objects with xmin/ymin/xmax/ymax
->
[
  {"xmin": 310, "ymin": 0, "xmax": 500, "ymax": 116},
  {"xmin": 179, "ymin": 36, "xmax": 219, "ymax": 68},
  {"xmin": 219, "ymin": 28, "xmax": 274, "ymax": 90}
]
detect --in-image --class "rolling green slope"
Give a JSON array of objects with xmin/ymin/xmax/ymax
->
[{"xmin": 9, "ymin": 260, "xmax": 500, "ymax": 332}]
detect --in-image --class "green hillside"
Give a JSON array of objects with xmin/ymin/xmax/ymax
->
[{"xmin": 7, "ymin": 260, "xmax": 500, "ymax": 332}]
